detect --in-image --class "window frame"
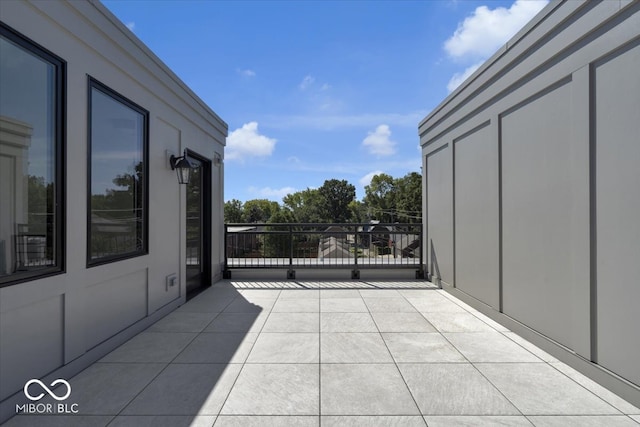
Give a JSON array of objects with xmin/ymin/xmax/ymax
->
[
  {"xmin": 0, "ymin": 22, "xmax": 66, "ymax": 288},
  {"xmin": 87, "ymin": 77, "xmax": 149, "ymax": 267}
]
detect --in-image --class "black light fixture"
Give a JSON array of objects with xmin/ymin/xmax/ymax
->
[{"xmin": 169, "ymin": 149, "xmax": 195, "ymax": 184}]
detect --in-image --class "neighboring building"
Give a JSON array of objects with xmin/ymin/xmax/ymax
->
[
  {"xmin": 0, "ymin": 1, "xmax": 227, "ymax": 421},
  {"xmin": 420, "ymin": 0, "xmax": 639, "ymax": 406}
]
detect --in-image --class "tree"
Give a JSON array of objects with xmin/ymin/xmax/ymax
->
[
  {"xmin": 317, "ymin": 179, "xmax": 356, "ymax": 223},
  {"xmin": 363, "ymin": 173, "xmax": 396, "ymax": 222},
  {"xmin": 395, "ymin": 172, "xmax": 422, "ymax": 223},
  {"xmin": 224, "ymin": 199, "xmax": 244, "ymax": 223},
  {"xmin": 243, "ymin": 199, "xmax": 280, "ymax": 223},
  {"xmin": 282, "ymin": 188, "xmax": 323, "ymax": 223}
]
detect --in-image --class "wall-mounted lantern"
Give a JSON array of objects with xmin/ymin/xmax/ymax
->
[{"xmin": 169, "ymin": 149, "xmax": 196, "ymax": 184}]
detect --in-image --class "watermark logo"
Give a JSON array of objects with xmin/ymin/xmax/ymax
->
[
  {"xmin": 24, "ymin": 379, "xmax": 71, "ymax": 401},
  {"xmin": 16, "ymin": 378, "xmax": 79, "ymax": 415}
]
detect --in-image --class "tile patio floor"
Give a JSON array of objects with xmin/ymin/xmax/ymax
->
[{"xmin": 5, "ymin": 280, "xmax": 639, "ymax": 426}]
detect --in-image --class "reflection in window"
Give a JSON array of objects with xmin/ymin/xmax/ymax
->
[
  {"xmin": 0, "ymin": 24, "xmax": 64, "ymax": 285},
  {"xmin": 88, "ymin": 79, "xmax": 148, "ymax": 264}
]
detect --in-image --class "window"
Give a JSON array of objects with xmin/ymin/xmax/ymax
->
[
  {"xmin": 88, "ymin": 78, "xmax": 148, "ymax": 265},
  {"xmin": 0, "ymin": 23, "xmax": 65, "ymax": 286}
]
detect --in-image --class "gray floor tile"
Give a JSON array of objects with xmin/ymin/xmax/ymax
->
[
  {"xmin": 204, "ymin": 312, "xmax": 269, "ymax": 333},
  {"xmin": 321, "ymin": 364, "xmax": 420, "ymax": 415},
  {"xmin": 549, "ymin": 362, "xmax": 640, "ymax": 414},
  {"xmin": 173, "ymin": 332, "xmax": 257, "ymax": 364},
  {"xmin": 221, "ymin": 364, "xmax": 319, "ymax": 415},
  {"xmin": 502, "ymin": 332, "xmax": 558, "ymax": 362},
  {"xmin": 320, "ymin": 298, "xmax": 368, "ymax": 313},
  {"xmin": 527, "ymin": 415, "xmax": 639, "ymax": 426},
  {"xmin": 630, "ymin": 415, "xmax": 640, "ymax": 423},
  {"xmin": 321, "ymin": 332, "xmax": 393, "ymax": 363},
  {"xmin": 59, "ymin": 363, "xmax": 165, "ymax": 415},
  {"xmin": 214, "ymin": 415, "xmax": 319, "ymax": 426},
  {"xmin": 398, "ymin": 363, "xmax": 520, "ymax": 415},
  {"xmin": 176, "ymin": 296, "xmax": 235, "ymax": 313},
  {"xmin": 444, "ymin": 332, "xmax": 543, "ymax": 363},
  {"xmin": 223, "ymin": 297, "xmax": 275, "ymax": 313},
  {"xmin": 358, "ymin": 289, "xmax": 402, "ymax": 298},
  {"xmin": 363, "ymin": 297, "xmax": 418, "ymax": 313},
  {"xmin": 421, "ymin": 312, "xmax": 496, "ymax": 332},
  {"xmin": 476, "ymin": 363, "xmax": 621, "ymax": 415},
  {"xmin": 278, "ymin": 289, "xmax": 320, "ymax": 299},
  {"xmin": 238, "ymin": 289, "xmax": 281, "ymax": 300},
  {"xmin": 471, "ymin": 311, "xmax": 510, "ymax": 332},
  {"xmin": 382, "ymin": 333, "xmax": 466, "ymax": 363},
  {"xmin": 247, "ymin": 333, "xmax": 319, "ymax": 363},
  {"xmin": 320, "ymin": 313, "xmax": 378, "ymax": 332},
  {"xmin": 438, "ymin": 292, "xmax": 477, "ymax": 312},
  {"xmin": 99, "ymin": 332, "xmax": 196, "ymax": 363},
  {"xmin": 407, "ymin": 296, "xmax": 467, "ymax": 313},
  {"xmin": 320, "ymin": 289, "xmax": 362, "ymax": 298},
  {"xmin": 397, "ymin": 289, "xmax": 440, "ymax": 298},
  {"xmin": 321, "ymin": 415, "xmax": 427, "ymax": 426},
  {"xmin": 423, "ymin": 416, "xmax": 534, "ymax": 426},
  {"xmin": 262, "ymin": 312, "xmax": 319, "ymax": 332},
  {"xmin": 108, "ymin": 415, "xmax": 217, "ymax": 427},
  {"xmin": 371, "ymin": 312, "xmax": 436, "ymax": 332},
  {"xmin": 123, "ymin": 363, "xmax": 242, "ymax": 415},
  {"xmin": 146, "ymin": 312, "xmax": 219, "ymax": 333},
  {"xmin": 2, "ymin": 415, "xmax": 114, "ymax": 427},
  {"xmin": 272, "ymin": 298, "xmax": 319, "ymax": 312}
]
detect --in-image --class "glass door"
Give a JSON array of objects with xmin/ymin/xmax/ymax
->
[{"xmin": 185, "ymin": 152, "xmax": 211, "ymax": 298}]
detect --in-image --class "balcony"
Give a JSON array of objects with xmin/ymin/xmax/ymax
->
[{"xmin": 6, "ymin": 279, "xmax": 639, "ymax": 426}]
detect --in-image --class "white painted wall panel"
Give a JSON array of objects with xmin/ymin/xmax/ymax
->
[
  {"xmin": 0, "ymin": 296, "xmax": 64, "ymax": 401},
  {"xmin": 426, "ymin": 146, "xmax": 453, "ymax": 285},
  {"xmin": 454, "ymin": 122, "xmax": 499, "ymax": 308},
  {"xmin": 595, "ymin": 42, "xmax": 640, "ymax": 386},
  {"xmin": 501, "ymin": 81, "xmax": 575, "ymax": 347},
  {"xmin": 85, "ymin": 269, "xmax": 148, "ymax": 349}
]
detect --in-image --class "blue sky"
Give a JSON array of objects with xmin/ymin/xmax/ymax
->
[{"xmin": 102, "ymin": 0, "xmax": 548, "ymax": 203}]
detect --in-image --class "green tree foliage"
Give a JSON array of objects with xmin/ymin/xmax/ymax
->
[
  {"xmin": 317, "ymin": 179, "xmax": 356, "ymax": 223},
  {"xmin": 283, "ymin": 188, "xmax": 323, "ymax": 223},
  {"xmin": 222, "ymin": 172, "xmax": 421, "ymax": 224},
  {"xmin": 224, "ymin": 199, "xmax": 244, "ymax": 223},
  {"xmin": 395, "ymin": 172, "xmax": 422, "ymax": 223},
  {"xmin": 364, "ymin": 172, "xmax": 422, "ymax": 223},
  {"xmin": 363, "ymin": 173, "xmax": 396, "ymax": 222},
  {"xmin": 243, "ymin": 199, "xmax": 280, "ymax": 223}
]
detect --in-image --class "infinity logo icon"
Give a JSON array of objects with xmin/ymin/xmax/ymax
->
[{"xmin": 24, "ymin": 379, "xmax": 71, "ymax": 401}]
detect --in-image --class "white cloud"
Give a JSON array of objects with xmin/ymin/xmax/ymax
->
[
  {"xmin": 125, "ymin": 22, "xmax": 135, "ymax": 31},
  {"xmin": 299, "ymin": 75, "xmax": 315, "ymax": 90},
  {"xmin": 248, "ymin": 186, "xmax": 297, "ymax": 200},
  {"xmin": 320, "ymin": 83, "xmax": 331, "ymax": 91},
  {"xmin": 446, "ymin": 61, "xmax": 483, "ymax": 93},
  {"xmin": 444, "ymin": 0, "xmax": 548, "ymax": 61},
  {"xmin": 226, "ymin": 122, "xmax": 276, "ymax": 161},
  {"xmin": 362, "ymin": 125, "xmax": 397, "ymax": 157},
  {"xmin": 359, "ymin": 171, "xmax": 384, "ymax": 187},
  {"xmin": 237, "ymin": 68, "xmax": 256, "ymax": 77}
]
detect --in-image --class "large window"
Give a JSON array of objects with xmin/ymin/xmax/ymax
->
[
  {"xmin": 0, "ymin": 23, "xmax": 65, "ymax": 286},
  {"xmin": 88, "ymin": 78, "xmax": 148, "ymax": 265}
]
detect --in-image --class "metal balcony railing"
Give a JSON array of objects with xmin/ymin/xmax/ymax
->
[{"xmin": 224, "ymin": 223, "xmax": 423, "ymax": 279}]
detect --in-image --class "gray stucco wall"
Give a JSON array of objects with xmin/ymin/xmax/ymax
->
[
  {"xmin": 420, "ymin": 0, "xmax": 639, "ymax": 405},
  {"xmin": 0, "ymin": 1, "xmax": 226, "ymax": 422}
]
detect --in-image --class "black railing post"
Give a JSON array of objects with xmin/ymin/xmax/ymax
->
[
  {"xmin": 223, "ymin": 224, "xmax": 231, "ymax": 279},
  {"xmin": 287, "ymin": 224, "xmax": 295, "ymax": 279},
  {"xmin": 352, "ymin": 224, "xmax": 360, "ymax": 279}
]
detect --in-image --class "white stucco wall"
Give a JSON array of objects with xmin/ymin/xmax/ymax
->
[
  {"xmin": 420, "ymin": 0, "xmax": 639, "ymax": 407},
  {"xmin": 0, "ymin": 1, "xmax": 227, "ymax": 421}
]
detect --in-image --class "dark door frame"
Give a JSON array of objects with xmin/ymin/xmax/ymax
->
[{"xmin": 185, "ymin": 149, "xmax": 212, "ymax": 299}]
